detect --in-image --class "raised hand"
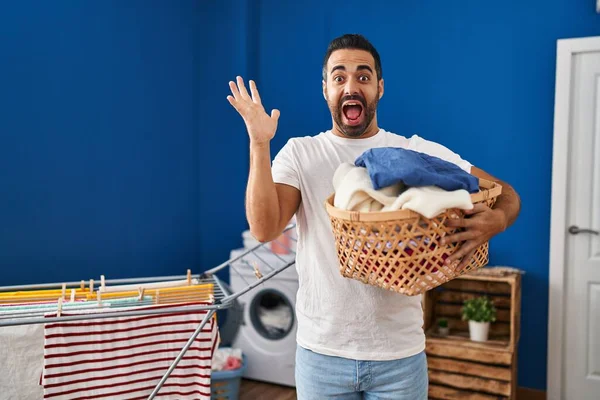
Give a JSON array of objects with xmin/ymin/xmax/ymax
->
[{"xmin": 227, "ymin": 76, "xmax": 280, "ymax": 145}]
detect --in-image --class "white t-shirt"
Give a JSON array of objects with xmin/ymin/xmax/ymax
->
[{"xmin": 271, "ymin": 128, "xmax": 472, "ymax": 361}]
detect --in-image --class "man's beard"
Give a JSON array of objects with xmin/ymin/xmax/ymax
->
[{"xmin": 328, "ymin": 91, "xmax": 379, "ymax": 138}]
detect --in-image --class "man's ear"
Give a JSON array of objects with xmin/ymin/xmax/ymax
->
[
  {"xmin": 378, "ymin": 78, "xmax": 384, "ymax": 99},
  {"xmin": 322, "ymin": 80, "xmax": 327, "ymax": 100}
]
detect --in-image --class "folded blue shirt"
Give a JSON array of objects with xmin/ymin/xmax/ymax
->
[{"xmin": 354, "ymin": 147, "xmax": 479, "ymax": 193}]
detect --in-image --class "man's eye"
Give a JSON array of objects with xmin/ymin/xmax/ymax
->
[
  {"xmin": 359, "ymin": 75, "xmax": 370, "ymax": 82},
  {"xmin": 334, "ymin": 76, "xmax": 344, "ymax": 83}
]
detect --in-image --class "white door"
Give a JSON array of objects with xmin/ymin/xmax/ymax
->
[{"xmin": 563, "ymin": 43, "xmax": 600, "ymax": 399}]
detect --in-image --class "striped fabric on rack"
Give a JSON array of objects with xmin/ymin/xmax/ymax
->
[{"xmin": 42, "ymin": 302, "xmax": 219, "ymax": 400}]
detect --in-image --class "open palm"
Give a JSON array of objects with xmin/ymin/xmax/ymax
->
[{"xmin": 227, "ymin": 76, "xmax": 280, "ymax": 144}]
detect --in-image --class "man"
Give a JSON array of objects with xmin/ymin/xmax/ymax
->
[{"xmin": 227, "ymin": 34, "xmax": 520, "ymax": 399}]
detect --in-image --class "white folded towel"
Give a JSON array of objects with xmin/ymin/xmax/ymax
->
[
  {"xmin": 333, "ymin": 163, "xmax": 473, "ymax": 218},
  {"xmin": 382, "ymin": 185, "xmax": 473, "ymax": 218},
  {"xmin": 333, "ymin": 163, "xmax": 404, "ymax": 211}
]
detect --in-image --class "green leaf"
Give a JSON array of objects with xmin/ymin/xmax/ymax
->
[{"xmin": 461, "ymin": 296, "xmax": 497, "ymax": 323}]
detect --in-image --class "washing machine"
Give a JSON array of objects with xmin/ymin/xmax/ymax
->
[{"xmin": 229, "ymin": 247, "xmax": 298, "ymax": 387}]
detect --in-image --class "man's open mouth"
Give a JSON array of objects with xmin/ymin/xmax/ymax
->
[{"xmin": 342, "ymin": 101, "xmax": 364, "ymax": 126}]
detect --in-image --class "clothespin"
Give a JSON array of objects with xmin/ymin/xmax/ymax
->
[
  {"xmin": 209, "ymin": 293, "xmax": 215, "ymax": 304},
  {"xmin": 57, "ymin": 297, "xmax": 63, "ymax": 318},
  {"xmin": 100, "ymin": 275, "xmax": 106, "ymax": 291},
  {"xmin": 80, "ymin": 280, "xmax": 85, "ymax": 291},
  {"xmin": 138, "ymin": 287, "xmax": 145, "ymax": 301},
  {"xmin": 97, "ymin": 291, "xmax": 102, "ymax": 307},
  {"xmin": 187, "ymin": 269, "xmax": 192, "ymax": 285},
  {"xmin": 61, "ymin": 283, "xmax": 66, "ymax": 300},
  {"xmin": 70, "ymin": 289, "xmax": 76, "ymax": 303},
  {"xmin": 89, "ymin": 279, "xmax": 94, "ymax": 294},
  {"xmin": 155, "ymin": 289, "xmax": 160, "ymax": 305},
  {"xmin": 252, "ymin": 262, "xmax": 263, "ymax": 279}
]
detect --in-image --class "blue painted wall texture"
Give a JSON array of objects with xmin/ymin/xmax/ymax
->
[
  {"xmin": 1, "ymin": 0, "xmax": 598, "ymax": 391},
  {"xmin": 0, "ymin": 1, "xmax": 202, "ymax": 282}
]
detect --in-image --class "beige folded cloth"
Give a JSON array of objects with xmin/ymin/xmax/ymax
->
[{"xmin": 333, "ymin": 162, "xmax": 473, "ymax": 217}]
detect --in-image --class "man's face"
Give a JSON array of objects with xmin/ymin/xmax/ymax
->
[{"xmin": 323, "ymin": 49, "xmax": 384, "ymax": 138}]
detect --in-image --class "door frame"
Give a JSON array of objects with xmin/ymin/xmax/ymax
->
[{"xmin": 548, "ymin": 36, "xmax": 600, "ymax": 400}]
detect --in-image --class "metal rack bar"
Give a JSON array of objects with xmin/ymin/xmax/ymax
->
[
  {"xmin": 203, "ymin": 223, "xmax": 296, "ymax": 276},
  {"xmin": 0, "ymin": 300, "xmax": 223, "ymax": 327},
  {"xmin": 222, "ymin": 260, "xmax": 295, "ymax": 305},
  {"xmin": 147, "ymin": 308, "xmax": 216, "ymax": 400},
  {"xmin": 0, "ymin": 274, "xmax": 205, "ymax": 292}
]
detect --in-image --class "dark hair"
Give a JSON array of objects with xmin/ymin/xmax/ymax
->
[{"xmin": 322, "ymin": 34, "xmax": 382, "ymax": 81}]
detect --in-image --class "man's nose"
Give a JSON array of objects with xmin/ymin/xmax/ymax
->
[{"xmin": 344, "ymin": 78, "xmax": 359, "ymax": 95}]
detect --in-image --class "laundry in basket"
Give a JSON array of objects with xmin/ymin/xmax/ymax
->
[
  {"xmin": 326, "ymin": 154, "xmax": 502, "ymax": 296},
  {"xmin": 212, "ymin": 347, "xmax": 243, "ymax": 371},
  {"xmin": 211, "ymin": 347, "xmax": 246, "ymax": 400}
]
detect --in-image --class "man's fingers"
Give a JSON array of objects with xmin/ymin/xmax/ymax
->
[
  {"xmin": 271, "ymin": 109, "xmax": 280, "ymax": 122},
  {"xmin": 455, "ymin": 249, "xmax": 476, "ymax": 272},
  {"xmin": 236, "ymin": 76, "xmax": 251, "ymax": 100},
  {"xmin": 249, "ymin": 80, "xmax": 262, "ymax": 104},
  {"xmin": 229, "ymin": 80, "xmax": 242, "ymax": 101},
  {"xmin": 446, "ymin": 241, "xmax": 476, "ymax": 266},
  {"xmin": 463, "ymin": 203, "xmax": 487, "ymax": 215},
  {"xmin": 226, "ymin": 95, "xmax": 240, "ymax": 111},
  {"xmin": 445, "ymin": 216, "xmax": 473, "ymax": 228},
  {"xmin": 440, "ymin": 231, "xmax": 473, "ymax": 245}
]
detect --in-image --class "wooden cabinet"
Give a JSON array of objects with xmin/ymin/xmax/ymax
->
[{"xmin": 422, "ymin": 268, "xmax": 522, "ymax": 400}]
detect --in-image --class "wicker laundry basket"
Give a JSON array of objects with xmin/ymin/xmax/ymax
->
[{"xmin": 324, "ymin": 178, "xmax": 502, "ymax": 296}]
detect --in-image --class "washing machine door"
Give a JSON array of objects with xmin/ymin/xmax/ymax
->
[{"xmin": 248, "ymin": 288, "xmax": 295, "ymax": 341}]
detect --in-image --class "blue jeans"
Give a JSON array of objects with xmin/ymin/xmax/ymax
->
[{"xmin": 295, "ymin": 345, "xmax": 428, "ymax": 400}]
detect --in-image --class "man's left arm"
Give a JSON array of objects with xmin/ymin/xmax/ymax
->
[{"xmin": 441, "ymin": 166, "xmax": 521, "ymax": 270}]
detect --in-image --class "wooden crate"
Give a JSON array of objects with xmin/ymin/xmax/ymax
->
[{"xmin": 422, "ymin": 268, "xmax": 522, "ymax": 400}]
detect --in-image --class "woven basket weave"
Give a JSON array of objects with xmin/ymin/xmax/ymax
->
[{"xmin": 324, "ymin": 178, "xmax": 502, "ymax": 296}]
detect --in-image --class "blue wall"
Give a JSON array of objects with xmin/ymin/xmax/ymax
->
[
  {"xmin": 1, "ymin": 0, "xmax": 599, "ymax": 392},
  {"xmin": 196, "ymin": 0, "xmax": 253, "ymax": 275},
  {"xmin": 253, "ymin": 0, "xmax": 600, "ymax": 391},
  {"xmin": 0, "ymin": 1, "xmax": 202, "ymax": 282}
]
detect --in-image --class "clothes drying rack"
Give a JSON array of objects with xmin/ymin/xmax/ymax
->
[{"xmin": 0, "ymin": 224, "xmax": 297, "ymax": 400}]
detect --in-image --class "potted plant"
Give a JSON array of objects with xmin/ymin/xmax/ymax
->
[
  {"xmin": 461, "ymin": 296, "xmax": 496, "ymax": 342},
  {"xmin": 437, "ymin": 318, "xmax": 449, "ymax": 336}
]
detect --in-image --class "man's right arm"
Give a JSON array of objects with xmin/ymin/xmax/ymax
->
[
  {"xmin": 246, "ymin": 141, "xmax": 300, "ymax": 243},
  {"xmin": 226, "ymin": 76, "xmax": 300, "ymax": 242}
]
